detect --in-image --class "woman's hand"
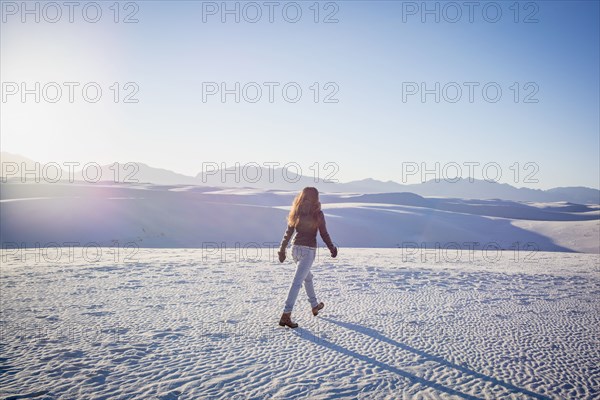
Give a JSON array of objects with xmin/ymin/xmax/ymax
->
[
  {"xmin": 331, "ymin": 246, "xmax": 338, "ymax": 258},
  {"xmin": 278, "ymin": 250, "xmax": 286, "ymax": 263}
]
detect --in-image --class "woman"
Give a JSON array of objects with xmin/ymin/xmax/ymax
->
[{"xmin": 278, "ymin": 187, "xmax": 338, "ymax": 328}]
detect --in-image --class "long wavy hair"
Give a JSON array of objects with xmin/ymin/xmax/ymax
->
[{"xmin": 287, "ymin": 187, "xmax": 322, "ymax": 229}]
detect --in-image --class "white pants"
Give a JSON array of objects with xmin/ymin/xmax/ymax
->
[{"xmin": 283, "ymin": 245, "xmax": 318, "ymax": 313}]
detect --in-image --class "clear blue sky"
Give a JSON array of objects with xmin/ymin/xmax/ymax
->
[{"xmin": 1, "ymin": 1, "xmax": 598, "ymax": 189}]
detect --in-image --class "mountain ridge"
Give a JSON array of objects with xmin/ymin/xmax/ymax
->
[{"xmin": 1, "ymin": 151, "xmax": 598, "ymax": 204}]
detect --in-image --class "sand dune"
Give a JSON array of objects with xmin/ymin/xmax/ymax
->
[{"xmin": 1, "ymin": 182, "xmax": 598, "ymax": 253}]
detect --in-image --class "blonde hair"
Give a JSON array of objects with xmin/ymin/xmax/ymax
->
[{"xmin": 287, "ymin": 187, "xmax": 322, "ymax": 229}]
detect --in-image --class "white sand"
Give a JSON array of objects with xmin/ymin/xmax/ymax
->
[
  {"xmin": 1, "ymin": 248, "xmax": 598, "ymax": 399},
  {"xmin": 1, "ymin": 183, "xmax": 598, "ymax": 253}
]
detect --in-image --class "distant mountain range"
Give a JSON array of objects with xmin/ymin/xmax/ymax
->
[{"xmin": 1, "ymin": 152, "xmax": 599, "ymax": 204}]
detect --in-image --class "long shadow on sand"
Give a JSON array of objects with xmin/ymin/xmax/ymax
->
[
  {"xmin": 305, "ymin": 317, "xmax": 551, "ymax": 400},
  {"xmin": 293, "ymin": 327, "xmax": 480, "ymax": 399}
]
